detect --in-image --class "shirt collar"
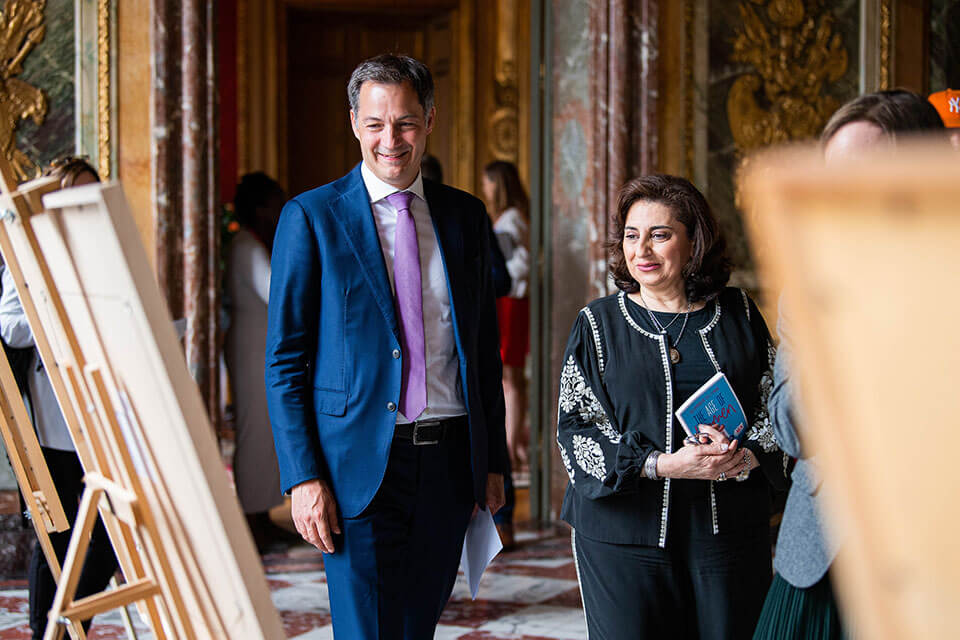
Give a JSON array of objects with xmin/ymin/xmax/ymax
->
[{"xmin": 360, "ymin": 162, "xmax": 425, "ymax": 205}]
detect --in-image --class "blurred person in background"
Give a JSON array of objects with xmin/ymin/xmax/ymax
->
[
  {"xmin": 0, "ymin": 157, "xmax": 119, "ymax": 640},
  {"xmin": 481, "ymin": 161, "xmax": 530, "ymax": 473},
  {"xmin": 224, "ymin": 171, "xmax": 293, "ymax": 553},
  {"xmin": 928, "ymin": 88, "xmax": 960, "ymax": 150},
  {"xmin": 753, "ymin": 89, "xmax": 945, "ymax": 640},
  {"xmin": 559, "ymin": 174, "xmax": 788, "ymax": 640}
]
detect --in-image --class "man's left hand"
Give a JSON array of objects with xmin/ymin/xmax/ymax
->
[{"xmin": 485, "ymin": 473, "xmax": 505, "ymax": 514}]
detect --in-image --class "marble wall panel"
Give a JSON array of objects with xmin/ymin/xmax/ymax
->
[
  {"xmin": 16, "ymin": 0, "xmax": 75, "ymax": 171},
  {"xmin": 548, "ymin": 0, "xmax": 592, "ymax": 513}
]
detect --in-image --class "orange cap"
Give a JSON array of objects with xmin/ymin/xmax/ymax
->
[{"xmin": 929, "ymin": 89, "xmax": 960, "ymax": 128}]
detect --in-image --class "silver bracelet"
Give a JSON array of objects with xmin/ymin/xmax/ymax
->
[
  {"xmin": 644, "ymin": 451, "xmax": 662, "ymax": 480},
  {"xmin": 736, "ymin": 448, "xmax": 751, "ymax": 482}
]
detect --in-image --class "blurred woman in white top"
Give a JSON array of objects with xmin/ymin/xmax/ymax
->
[
  {"xmin": 224, "ymin": 172, "xmax": 290, "ymax": 553},
  {"xmin": 482, "ymin": 161, "xmax": 530, "ymax": 471}
]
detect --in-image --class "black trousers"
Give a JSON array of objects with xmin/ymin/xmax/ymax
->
[
  {"xmin": 322, "ymin": 423, "xmax": 475, "ymax": 639},
  {"xmin": 573, "ymin": 523, "xmax": 771, "ymax": 640},
  {"xmin": 29, "ymin": 447, "xmax": 119, "ymax": 639}
]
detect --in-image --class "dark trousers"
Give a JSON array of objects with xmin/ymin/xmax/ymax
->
[
  {"xmin": 323, "ymin": 424, "xmax": 475, "ymax": 639},
  {"xmin": 573, "ymin": 525, "xmax": 771, "ymax": 640},
  {"xmin": 29, "ymin": 447, "xmax": 119, "ymax": 639}
]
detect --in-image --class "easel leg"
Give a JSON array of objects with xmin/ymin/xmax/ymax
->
[{"xmin": 43, "ymin": 486, "xmax": 102, "ymax": 640}]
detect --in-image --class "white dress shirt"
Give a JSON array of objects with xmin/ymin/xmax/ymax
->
[
  {"xmin": 0, "ymin": 265, "xmax": 73, "ymax": 451},
  {"xmin": 360, "ymin": 163, "xmax": 465, "ymax": 423}
]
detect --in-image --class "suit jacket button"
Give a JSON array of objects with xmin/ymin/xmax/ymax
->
[
  {"xmin": 392, "ymin": 349, "xmax": 401, "ymax": 359},
  {"xmin": 387, "ymin": 401, "xmax": 397, "ymax": 412}
]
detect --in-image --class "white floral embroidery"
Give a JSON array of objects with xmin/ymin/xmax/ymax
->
[
  {"xmin": 746, "ymin": 342, "xmax": 779, "ymax": 453},
  {"xmin": 559, "ymin": 355, "xmax": 584, "ymax": 413},
  {"xmin": 572, "ymin": 434, "xmax": 606, "ymax": 480},
  {"xmin": 558, "ymin": 442, "xmax": 575, "ymax": 483},
  {"xmin": 559, "ymin": 356, "xmax": 621, "ymax": 443}
]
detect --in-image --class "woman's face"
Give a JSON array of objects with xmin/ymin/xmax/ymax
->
[
  {"xmin": 481, "ymin": 173, "xmax": 496, "ymax": 208},
  {"xmin": 623, "ymin": 200, "xmax": 693, "ymax": 296}
]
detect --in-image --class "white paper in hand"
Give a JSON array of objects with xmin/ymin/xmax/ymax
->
[{"xmin": 459, "ymin": 507, "xmax": 503, "ymax": 599}]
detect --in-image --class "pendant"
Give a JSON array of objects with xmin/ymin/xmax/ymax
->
[{"xmin": 669, "ymin": 347, "xmax": 681, "ymax": 364}]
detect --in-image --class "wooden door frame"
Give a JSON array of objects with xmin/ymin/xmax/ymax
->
[{"xmin": 237, "ymin": 0, "xmax": 476, "ymax": 193}]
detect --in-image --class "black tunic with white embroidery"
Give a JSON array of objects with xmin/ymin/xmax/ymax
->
[{"xmin": 557, "ymin": 287, "xmax": 788, "ymax": 547}]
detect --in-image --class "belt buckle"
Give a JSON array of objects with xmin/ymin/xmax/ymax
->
[{"xmin": 412, "ymin": 419, "xmax": 441, "ymax": 445}]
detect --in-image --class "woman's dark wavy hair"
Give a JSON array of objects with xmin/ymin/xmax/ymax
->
[
  {"xmin": 607, "ymin": 174, "xmax": 731, "ymax": 303},
  {"xmin": 43, "ymin": 155, "xmax": 99, "ymax": 188}
]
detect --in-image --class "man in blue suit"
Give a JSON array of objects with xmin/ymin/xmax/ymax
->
[{"xmin": 265, "ymin": 54, "xmax": 508, "ymax": 638}]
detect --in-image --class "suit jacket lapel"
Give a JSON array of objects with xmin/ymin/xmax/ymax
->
[{"xmin": 330, "ymin": 165, "xmax": 399, "ymax": 340}]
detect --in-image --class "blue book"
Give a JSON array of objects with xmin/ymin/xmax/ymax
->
[{"xmin": 675, "ymin": 371, "xmax": 748, "ymax": 440}]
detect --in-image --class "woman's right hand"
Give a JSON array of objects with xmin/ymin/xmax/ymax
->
[{"xmin": 656, "ymin": 425, "xmax": 745, "ymax": 481}]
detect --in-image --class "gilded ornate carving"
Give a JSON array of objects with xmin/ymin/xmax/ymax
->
[
  {"xmin": 98, "ymin": 0, "xmax": 110, "ymax": 179},
  {"xmin": 0, "ymin": 0, "xmax": 47, "ymax": 181},
  {"xmin": 489, "ymin": 0, "xmax": 518, "ymax": 162},
  {"xmin": 727, "ymin": 0, "xmax": 848, "ymax": 151},
  {"xmin": 879, "ymin": 0, "xmax": 891, "ymax": 90}
]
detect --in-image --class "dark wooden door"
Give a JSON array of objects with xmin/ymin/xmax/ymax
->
[{"xmin": 284, "ymin": 7, "xmax": 454, "ymax": 195}]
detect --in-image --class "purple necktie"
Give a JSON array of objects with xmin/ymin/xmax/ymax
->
[{"xmin": 386, "ymin": 190, "xmax": 427, "ymax": 420}]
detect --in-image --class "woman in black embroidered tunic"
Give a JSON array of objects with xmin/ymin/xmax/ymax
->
[{"xmin": 557, "ymin": 175, "xmax": 788, "ymax": 640}]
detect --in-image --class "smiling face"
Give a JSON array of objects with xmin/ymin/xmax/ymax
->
[
  {"xmin": 350, "ymin": 80, "xmax": 435, "ymax": 189},
  {"xmin": 622, "ymin": 200, "xmax": 693, "ymax": 297}
]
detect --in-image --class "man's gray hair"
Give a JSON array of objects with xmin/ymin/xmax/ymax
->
[{"xmin": 347, "ymin": 54, "xmax": 435, "ymax": 114}]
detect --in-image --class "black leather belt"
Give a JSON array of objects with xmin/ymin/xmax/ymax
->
[{"xmin": 395, "ymin": 415, "xmax": 466, "ymax": 445}]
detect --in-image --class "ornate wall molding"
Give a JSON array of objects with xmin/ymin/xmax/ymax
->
[
  {"xmin": 879, "ymin": 0, "xmax": 892, "ymax": 89},
  {"xmin": 78, "ymin": 0, "xmax": 115, "ymax": 178},
  {"xmin": 861, "ymin": 0, "xmax": 894, "ymax": 92},
  {"xmin": 489, "ymin": 0, "xmax": 519, "ymax": 162},
  {"xmin": 726, "ymin": 0, "xmax": 849, "ymax": 153},
  {"xmin": 97, "ymin": 0, "xmax": 111, "ymax": 178}
]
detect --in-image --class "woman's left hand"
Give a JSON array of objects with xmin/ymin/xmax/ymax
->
[{"xmin": 656, "ymin": 425, "xmax": 743, "ymax": 481}]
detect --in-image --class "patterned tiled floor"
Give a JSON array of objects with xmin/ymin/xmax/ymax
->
[{"xmin": 0, "ymin": 523, "xmax": 586, "ymax": 639}]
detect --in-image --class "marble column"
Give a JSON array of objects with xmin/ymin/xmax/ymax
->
[
  {"xmin": 548, "ymin": 0, "xmax": 659, "ymax": 512},
  {"xmin": 152, "ymin": 0, "xmax": 221, "ymax": 427},
  {"xmin": 587, "ymin": 0, "xmax": 658, "ymax": 300}
]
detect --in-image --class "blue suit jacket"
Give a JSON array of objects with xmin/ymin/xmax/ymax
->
[{"xmin": 265, "ymin": 164, "xmax": 507, "ymax": 518}]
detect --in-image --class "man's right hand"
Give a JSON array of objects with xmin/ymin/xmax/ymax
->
[{"xmin": 291, "ymin": 478, "xmax": 341, "ymax": 553}]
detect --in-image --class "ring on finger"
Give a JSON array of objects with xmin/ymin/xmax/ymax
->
[{"xmin": 717, "ymin": 471, "xmax": 726, "ymax": 481}]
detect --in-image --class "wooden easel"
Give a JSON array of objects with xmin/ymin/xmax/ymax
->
[
  {"xmin": 0, "ymin": 156, "xmax": 284, "ymax": 639},
  {"xmin": 741, "ymin": 143, "xmax": 960, "ymax": 640},
  {"xmin": 0, "ymin": 158, "xmax": 179, "ymax": 639},
  {"xmin": 0, "ymin": 258, "xmax": 80, "ymax": 640},
  {"xmin": 0, "ymin": 160, "xmax": 167, "ymax": 639}
]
